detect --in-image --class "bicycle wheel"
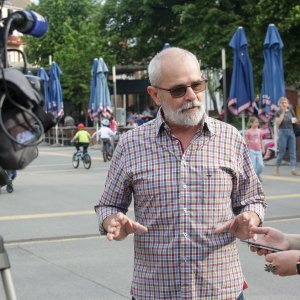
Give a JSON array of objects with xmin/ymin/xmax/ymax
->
[
  {"xmin": 102, "ymin": 150, "xmax": 107, "ymax": 162},
  {"xmin": 107, "ymin": 145, "xmax": 113, "ymax": 161},
  {"xmin": 83, "ymin": 153, "xmax": 91, "ymax": 169},
  {"xmin": 6, "ymin": 180, "xmax": 13, "ymax": 193},
  {"xmin": 72, "ymin": 153, "xmax": 79, "ymax": 168}
]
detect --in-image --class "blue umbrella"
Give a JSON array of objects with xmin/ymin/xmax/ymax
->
[
  {"xmin": 88, "ymin": 58, "xmax": 101, "ymax": 121},
  {"xmin": 98, "ymin": 58, "xmax": 112, "ymax": 118},
  {"xmin": 259, "ymin": 24, "xmax": 285, "ymax": 121},
  {"xmin": 37, "ymin": 67, "xmax": 50, "ymax": 112},
  {"xmin": 48, "ymin": 61, "xmax": 64, "ymax": 118},
  {"xmin": 228, "ymin": 27, "xmax": 255, "ymax": 116}
]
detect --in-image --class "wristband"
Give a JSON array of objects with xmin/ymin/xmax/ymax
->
[{"xmin": 296, "ymin": 257, "xmax": 300, "ymax": 275}]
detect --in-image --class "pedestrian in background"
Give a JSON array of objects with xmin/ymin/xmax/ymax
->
[
  {"xmin": 95, "ymin": 47, "xmax": 266, "ymax": 300},
  {"xmin": 245, "ymin": 116, "xmax": 264, "ymax": 181},
  {"xmin": 274, "ymin": 97, "xmax": 297, "ymax": 176},
  {"xmin": 109, "ymin": 114, "xmax": 118, "ymax": 133}
]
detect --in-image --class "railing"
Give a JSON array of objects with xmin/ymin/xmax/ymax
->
[
  {"xmin": 44, "ymin": 126, "xmax": 96, "ymax": 146},
  {"xmin": 43, "ymin": 125, "xmax": 133, "ymax": 147}
]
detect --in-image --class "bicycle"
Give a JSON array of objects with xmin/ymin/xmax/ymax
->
[
  {"xmin": 72, "ymin": 149, "xmax": 92, "ymax": 169},
  {"xmin": 101, "ymin": 138, "xmax": 114, "ymax": 162}
]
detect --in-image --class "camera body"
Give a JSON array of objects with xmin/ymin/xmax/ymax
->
[{"xmin": 0, "ymin": 9, "xmax": 55, "ymax": 172}]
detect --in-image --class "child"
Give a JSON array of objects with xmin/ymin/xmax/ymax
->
[
  {"xmin": 92, "ymin": 119, "xmax": 116, "ymax": 161},
  {"xmin": 245, "ymin": 116, "xmax": 264, "ymax": 182},
  {"xmin": 260, "ymin": 121, "xmax": 275, "ymax": 161},
  {"xmin": 71, "ymin": 123, "xmax": 91, "ymax": 154}
]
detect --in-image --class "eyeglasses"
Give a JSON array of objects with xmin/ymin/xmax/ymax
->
[{"xmin": 153, "ymin": 80, "xmax": 207, "ymax": 98}]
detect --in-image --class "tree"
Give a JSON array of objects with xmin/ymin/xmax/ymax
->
[
  {"xmin": 24, "ymin": 0, "xmax": 108, "ymax": 109},
  {"xmin": 98, "ymin": 0, "xmax": 300, "ymax": 88},
  {"xmin": 24, "ymin": 0, "xmax": 300, "ymax": 113}
]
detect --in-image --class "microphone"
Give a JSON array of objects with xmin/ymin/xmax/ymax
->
[{"xmin": 9, "ymin": 10, "xmax": 48, "ymax": 37}]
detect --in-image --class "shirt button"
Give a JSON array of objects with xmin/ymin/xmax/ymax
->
[
  {"xmin": 183, "ymin": 184, "xmax": 187, "ymax": 189},
  {"xmin": 183, "ymin": 232, "xmax": 188, "ymax": 238},
  {"xmin": 183, "ymin": 208, "xmax": 187, "ymax": 214}
]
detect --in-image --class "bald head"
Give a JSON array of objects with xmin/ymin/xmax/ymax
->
[{"xmin": 148, "ymin": 47, "xmax": 200, "ymax": 86}]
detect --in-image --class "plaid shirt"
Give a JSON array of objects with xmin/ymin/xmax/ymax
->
[{"xmin": 95, "ymin": 109, "xmax": 266, "ymax": 300}]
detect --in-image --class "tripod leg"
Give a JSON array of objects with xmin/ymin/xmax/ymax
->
[
  {"xmin": 1, "ymin": 269, "xmax": 17, "ymax": 300},
  {"xmin": 0, "ymin": 236, "xmax": 17, "ymax": 300}
]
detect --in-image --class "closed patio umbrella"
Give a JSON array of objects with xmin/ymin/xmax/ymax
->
[
  {"xmin": 49, "ymin": 61, "xmax": 63, "ymax": 144},
  {"xmin": 37, "ymin": 67, "xmax": 50, "ymax": 111},
  {"xmin": 259, "ymin": 24, "xmax": 285, "ymax": 121},
  {"xmin": 88, "ymin": 58, "xmax": 101, "ymax": 121},
  {"xmin": 98, "ymin": 58, "xmax": 112, "ymax": 119},
  {"xmin": 49, "ymin": 61, "xmax": 64, "ymax": 118},
  {"xmin": 227, "ymin": 27, "xmax": 255, "ymax": 134},
  {"xmin": 259, "ymin": 24, "xmax": 285, "ymax": 154}
]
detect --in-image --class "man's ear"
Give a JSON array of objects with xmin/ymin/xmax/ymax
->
[{"xmin": 147, "ymin": 86, "xmax": 161, "ymax": 106}]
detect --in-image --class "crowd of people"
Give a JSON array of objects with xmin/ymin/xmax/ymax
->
[
  {"xmin": 244, "ymin": 96, "xmax": 299, "ymax": 179},
  {"xmin": 126, "ymin": 105, "xmax": 158, "ymax": 128}
]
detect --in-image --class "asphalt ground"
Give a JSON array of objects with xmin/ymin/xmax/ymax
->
[{"xmin": 0, "ymin": 144, "xmax": 300, "ymax": 300}]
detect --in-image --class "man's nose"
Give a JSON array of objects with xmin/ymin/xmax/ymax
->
[
  {"xmin": 185, "ymin": 86, "xmax": 203, "ymax": 101},
  {"xmin": 185, "ymin": 86, "xmax": 197, "ymax": 100}
]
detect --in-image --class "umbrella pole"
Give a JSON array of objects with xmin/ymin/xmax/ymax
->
[
  {"xmin": 96, "ymin": 122, "xmax": 99, "ymax": 143},
  {"xmin": 55, "ymin": 124, "xmax": 59, "ymax": 145},
  {"xmin": 112, "ymin": 65, "xmax": 117, "ymax": 112},
  {"xmin": 221, "ymin": 48, "xmax": 227, "ymax": 123},
  {"xmin": 242, "ymin": 113, "xmax": 245, "ymax": 138},
  {"xmin": 273, "ymin": 123, "xmax": 278, "ymax": 155}
]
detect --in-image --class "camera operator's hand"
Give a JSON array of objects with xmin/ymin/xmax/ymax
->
[
  {"xmin": 265, "ymin": 250, "xmax": 300, "ymax": 276},
  {"xmin": 249, "ymin": 226, "xmax": 290, "ymax": 255}
]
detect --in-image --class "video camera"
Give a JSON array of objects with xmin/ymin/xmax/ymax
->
[{"xmin": 0, "ymin": 6, "xmax": 56, "ymax": 184}]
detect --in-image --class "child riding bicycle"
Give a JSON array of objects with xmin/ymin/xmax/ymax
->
[
  {"xmin": 92, "ymin": 119, "xmax": 115, "ymax": 158},
  {"xmin": 71, "ymin": 123, "xmax": 91, "ymax": 154}
]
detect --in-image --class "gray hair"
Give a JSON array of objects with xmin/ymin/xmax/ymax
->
[
  {"xmin": 278, "ymin": 96, "xmax": 289, "ymax": 104},
  {"xmin": 148, "ymin": 47, "xmax": 200, "ymax": 86}
]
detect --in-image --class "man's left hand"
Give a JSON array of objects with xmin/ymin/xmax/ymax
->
[{"xmin": 214, "ymin": 212, "xmax": 260, "ymax": 240}]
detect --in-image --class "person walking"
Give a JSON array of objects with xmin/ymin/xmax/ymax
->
[
  {"xmin": 245, "ymin": 116, "xmax": 264, "ymax": 181},
  {"xmin": 275, "ymin": 97, "xmax": 298, "ymax": 176},
  {"xmin": 95, "ymin": 47, "xmax": 266, "ymax": 300}
]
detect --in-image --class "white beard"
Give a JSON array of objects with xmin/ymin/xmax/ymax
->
[{"xmin": 161, "ymin": 100, "xmax": 205, "ymax": 126}]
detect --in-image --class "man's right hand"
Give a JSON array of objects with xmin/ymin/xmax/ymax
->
[{"xmin": 104, "ymin": 212, "xmax": 148, "ymax": 241}]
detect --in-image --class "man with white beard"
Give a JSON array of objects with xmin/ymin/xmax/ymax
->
[{"xmin": 95, "ymin": 47, "xmax": 266, "ymax": 300}]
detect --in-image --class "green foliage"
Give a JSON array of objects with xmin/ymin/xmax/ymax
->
[
  {"xmin": 97, "ymin": 0, "xmax": 300, "ymax": 87},
  {"xmin": 24, "ymin": 0, "xmax": 109, "ymax": 107},
  {"xmin": 24, "ymin": 0, "xmax": 300, "ymax": 109}
]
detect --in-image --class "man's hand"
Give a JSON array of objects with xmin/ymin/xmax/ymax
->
[
  {"xmin": 104, "ymin": 212, "xmax": 148, "ymax": 241},
  {"xmin": 214, "ymin": 212, "xmax": 260, "ymax": 240}
]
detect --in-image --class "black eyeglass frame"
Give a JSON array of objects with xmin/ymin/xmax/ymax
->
[{"xmin": 153, "ymin": 80, "xmax": 207, "ymax": 98}]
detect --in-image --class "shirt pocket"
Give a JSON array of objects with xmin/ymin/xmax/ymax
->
[{"xmin": 189, "ymin": 165, "xmax": 234, "ymax": 223}]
